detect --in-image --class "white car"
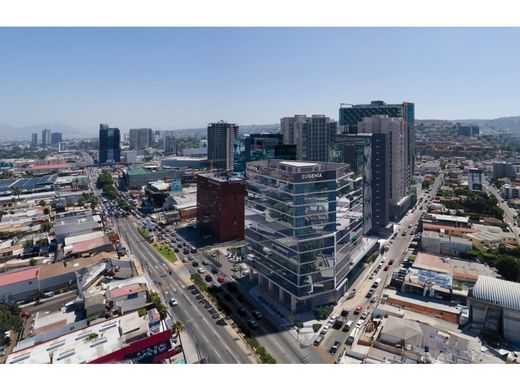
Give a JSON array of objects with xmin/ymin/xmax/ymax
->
[
  {"xmin": 169, "ymin": 298, "xmax": 178, "ymax": 307},
  {"xmin": 197, "ymin": 267, "xmax": 205, "ymax": 274},
  {"xmin": 320, "ymin": 324, "xmax": 331, "ymax": 334},
  {"xmin": 328, "ymin": 315, "xmax": 338, "ymax": 324},
  {"xmin": 360, "ymin": 311, "xmax": 368, "ymax": 320},
  {"xmin": 355, "ymin": 319, "xmax": 365, "ymax": 328}
]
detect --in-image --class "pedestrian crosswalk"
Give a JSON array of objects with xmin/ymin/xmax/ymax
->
[{"xmin": 312, "ymin": 345, "xmax": 336, "ymax": 364}]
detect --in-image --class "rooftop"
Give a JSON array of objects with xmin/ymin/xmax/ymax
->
[
  {"xmin": 0, "ymin": 266, "xmax": 40, "ymax": 287},
  {"xmin": 413, "ymin": 252, "xmax": 451, "ymax": 274},
  {"xmin": 470, "ymin": 276, "xmax": 520, "ymax": 311},
  {"xmin": 107, "ymin": 283, "xmax": 147, "ymax": 300}
]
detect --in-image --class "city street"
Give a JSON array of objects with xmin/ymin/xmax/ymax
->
[
  {"xmin": 484, "ymin": 179, "xmax": 520, "ymax": 240},
  {"xmin": 317, "ymin": 173, "xmax": 444, "ymax": 358},
  {"xmin": 117, "ymin": 216, "xmax": 256, "ymax": 364}
]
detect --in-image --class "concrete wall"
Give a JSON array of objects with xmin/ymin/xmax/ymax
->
[{"xmin": 0, "ymin": 279, "xmax": 38, "ymax": 303}]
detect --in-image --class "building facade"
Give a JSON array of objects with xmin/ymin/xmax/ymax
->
[
  {"xmin": 468, "ymin": 168, "xmax": 483, "ymax": 192},
  {"xmin": 51, "ymin": 132, "xmax": 63, "ymax": 145},
  {"xmin": 196, "ymin": 173, "xmax": 246, "ymax": 242},
  {"xmin": 244, "ymin": 160, "xmax": 364, "ymax": 312},
  {"xmin": 99, "ymin": 124, "xmax": 121, "ymax": 164},
  {"xmin": 31, "ymin": 133, "xmax": 38, "ymax": 148},
  {"xmin": 492, "ymin": 161, "xmax": 514, "ymax": 180},
  {"xmin": 358, "ymin": 115, "xmax": 410, "ymax": 224},
  {"xmin": 281, "ymin": 115, "xmax": 336, "ymax": 162},
  {"xmin": 339, "ymin": 100, "xmax": 415, "ymax": 178},
  {"xmin": 41, "ymin": 128, "xmax": 52, "ymax": 147},
  {"xmin": 207, "ymin": 121, "xmax": 238, "ymax": 171},
  {"xmin": 129, "ymin": 128, "xmax": 153, "ymax": 151}
]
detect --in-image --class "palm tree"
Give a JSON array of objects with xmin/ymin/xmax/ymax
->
[
  {"xmin": 172, "ymin": 320, "xmax": 187, "ymax": 363},
  {"xmin": 11, "ymin": 186, "xmax": 21, "ymax": 201}
]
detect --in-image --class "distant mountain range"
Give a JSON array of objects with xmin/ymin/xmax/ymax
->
[
  {"xmin": 455, "ymin": 116, "xmax": 520, "ymax": 132},
  {"xmin": 0, "ymin": 122, "xmax": 281, "ymax": 141},
  {"xmin": 0, "ymin": 122, "xmax": 92, "ymax": 141}
]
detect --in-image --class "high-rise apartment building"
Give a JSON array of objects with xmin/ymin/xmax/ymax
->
[
  {"xmin": 281, "ymin": 115, "xmax": 336, "ymax": 162},
  {"xmin": 129, "ymin": 128, "xmax": 153, "ymax": 150},
  {"xmin": 339, "ymin": 100, "xmax": 415, "ymax": 178},
  {"xmin": 244, "ymin": 160, "xmax": 364, "ymax": 312},
  {"xmin": 358, "ymin": 115, "xmax": 410, "ymax": 224},
  {"xmin": 164, "ymin": 136, "xmax": 176, "ymax": 155},
  {"xmin": 41, "ymin": 129, "xmax": 52, "ymax": 147},
  {"xmin": 31, "ymin": 133, "xmax": 38, "ymax": 148},
  {"xmin": 51, "ymin": 132, "xmax": 62, "ymax": 145},
  {"xmin": 99, "ymin": 124, "xmax": 121, "ymax": 164},
  {"xmin": 207, "ymin": 121, "xmax": 238, "ymax": 171}
]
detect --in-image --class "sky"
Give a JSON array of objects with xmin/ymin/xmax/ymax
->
[{"xmin": 1, "ymin": 27, "xmax": 520, "ymax": 134}]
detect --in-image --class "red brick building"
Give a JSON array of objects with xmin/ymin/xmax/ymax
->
[{"xmin": 196, "ymin": 173, "xmax": 246, "ymax": 242}]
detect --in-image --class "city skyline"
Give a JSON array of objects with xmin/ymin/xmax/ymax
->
[{"xmin": 1, "ymin": 28, "xmax": 520, "ymax": 134}]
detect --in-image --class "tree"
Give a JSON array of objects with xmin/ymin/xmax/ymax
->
[
  {"xmin": 172, "ymin": 320, "xmax": 188, "ymax": 362},
  {"xmin": 10, "ymin": 186, "xmax": 21, "ymax": 201}
]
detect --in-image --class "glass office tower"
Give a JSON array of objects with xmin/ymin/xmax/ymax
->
[{"xmin": 244, "ymin": 160, "xmax": 364, "ymax": 313}]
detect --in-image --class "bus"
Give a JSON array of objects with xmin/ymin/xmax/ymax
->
[{"xmin": 372, "ymin": 278, "xmax": 381, "ymax": 288}]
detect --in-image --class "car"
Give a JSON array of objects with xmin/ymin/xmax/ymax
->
[
  {"xmin": 368, "ymin": 274, "xmax": 374, "ymax": 280},
  {"xmin": 252, "ymin": 310, "xmax": 263, "ymax": 320},
  {"xmin": 340, "ymin": 309, "xmax": 349, "ymax": 317},
  {"xmin": 198, "ymin": 267, "xmax": 205, "ymax": 274},
  {"xmin": 332, "ymin": 319, "xmax": 344, "ymax": 330},
  {"xmin": 247, "ymin": 319, "xmax": 259, "ymax": 329},
  {"xmin": 342, "ymin": 320, "xmax": 353, "ymax": 332},
  {"xmin": 320, "ymin": 324, "xmax": 330, "ymax": 334},
  {"xmin": 217, "ymin": 274, "xmax": 225, "ymax": 283},
  {"xmin": 237, "ymin": 307, "xmax": 247, "ymax": 316},
  {"xmin": 204, "ymin": 274, "xmax": 213, "ymax": 282},
  {"xmin": 313, "ymin": 334, "xmax": 324, "ymax": 346},
  {"xmin": 355, "ymin": 319, "xmax": 365, "ymax": 328},
  {"xmin": 370, "ymin": 296, "xmax": 378, "ymax": 303},
  {"xmin": 328, "ymin": 314, "xmax": 338, "ymax": 324},
  {"xmin": 202, "ymin": 259, "xmax": 210, "ymax": 266},
  {"xmin": 389, "ymin": 259, "xmax": 395, "ymax": 265},
  {"xmin": 354, "ymin": 305, "xmax": 363, "ymax": 315},
  {"xmin": 174, "ymin": 248, "xmax": 180, "ymax": 253},
  {"xmin": 366, "ymin": 289, "xmax": 374, "ymax": 298},
  {"xmin": 360, "ymin": 311, "xmax": 368, "ymax": 320},
  {"xmin": 211, "ymin": 267, "xmax": 219, "ymax": 274},
  {"xmin": 183, "ymin": 249, "xmax": 189, "ymax": 254},
  {"xmin": 190, "ymin": 247, "xmax": 197, "ymax": 253},
  {"xmin": 192, "ymin": 261, "xmax": 199, "ymax": 267},
  {"xmin": 383, "ymin": 265, "xmax": 390, "ymax": 271},
  {"xmin": 401, "ymin": 232, "xmax": 406, "ymax": 236},
  {"xmin": 169, "ymin": 298, "xmax": 178, "ymax": 306},
  {"xmin": 20, "ymin": 311, "xmax": 30, "ymax": 318},
  {"xmin": 329, "ymin": 341, "xmax": 341, "ymax": 355}
]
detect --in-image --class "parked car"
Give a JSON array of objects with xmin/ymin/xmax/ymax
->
[
  {"xmin": 252, "ymin": 310, "xmax": 263, "ymax": 320},
  {"xmin": 247, "ymin": 319, "xmax": 259, "ymax": 329},
  {"xmin": 211, "ymin": 267, "xmax": 219, "ymax": 274},
  {"xmin": 354, "ymin": 305, "xmax": 363, "ymax": 315},
  {"xmin": 217, "ymin": 274, "xmax": 225, "ymax": 283},
  {"xmin": 320, "ymin": 324, "xmax": 330, "ymax": 335},
  {"xmin": 197, "ymin": 267, "xmax": 205, "ymax": 274},
  {"xmin": 202, "ymin": 259, "xmax": 210, "ymax": 266},
  {"xmin": 355, "ymin": 319, "xmax": 365, "ymax": 328},
  {"xmin": 360, "ymin": 311, "xmax": 368, "ymax": 320},
  {"xmin": 313, "ymin": 334, "xmax": 324, "ymax": 346},
  {"xmin": 384, "ymin": 265, "xmax": 390, "ymax": 271},
  {"xmin": 192, "ymin": 261, "xmax": 199, "ymax": 267},
  {"xmin": 329, "ymin": 341, "xmax": 341, "ymax": 355},
  {"xmin": 204, "ymin": 275, "xmax": 213, "ymax": 282}
]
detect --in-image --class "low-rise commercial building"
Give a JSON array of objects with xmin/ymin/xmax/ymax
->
[
  {"xmin": 465, "ymin": 224, "xmax": 518, "ymax": 251},
  {"xmin": 421, "ymin": 230, "xmax": 473, "ymax": 256},
  {"xmin": 123, "ymin": 164, "xmax": 184, "ymax": 189},
  {"xmin": 468, "ymin": 276, "xmax": 520, "ymax": 344},
  {"xmin": 0, "ymin": 266, "xmax": 40, "ymax": 303}
]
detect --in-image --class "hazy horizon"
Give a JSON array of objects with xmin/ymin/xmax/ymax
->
[{"xmin": 2, "ymin": 27, "xmax": 520, "ymax": 134}]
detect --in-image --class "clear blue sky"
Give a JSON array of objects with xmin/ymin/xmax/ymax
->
[{"xmin": 0, "ymin": 27, "xmax": 519, "ymax": 133}]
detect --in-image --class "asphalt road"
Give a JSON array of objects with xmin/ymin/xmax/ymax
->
[
  {"xmin": 117, "ymin": 217, "xmax": 256, "ymax": 364},
  {"xmin": 318, "ymin": 173, "xmax": 445, "ymax": 358},
  {"xmin": 484, "ymin": 179, "xmax": 520, "ymax": 240}
]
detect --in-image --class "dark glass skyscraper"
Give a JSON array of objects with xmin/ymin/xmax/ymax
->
[
  {"xmin": 233, "ymin": 133, "xmax": 295, "ymax": 173},
  {"xmin": 99, "ymin": 124, "xmax": 121, "ymax": 164},
  {"xmin": 339, "ymin": 100, "xmax": 415, "ymax": 177}
]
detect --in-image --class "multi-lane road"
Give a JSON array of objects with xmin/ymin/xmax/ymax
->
[
  {"xmin": 117, "ymin": 217, "xmax": 256, "ymax": 364},
  {"xmin": 317, "ymin": 173, "xmax": 445, "ymax": 358}
]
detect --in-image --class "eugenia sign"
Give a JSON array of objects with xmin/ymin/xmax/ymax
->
[{"xmin": 301, "ymin": 172, "xmax": 323, "ymax": 180}]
